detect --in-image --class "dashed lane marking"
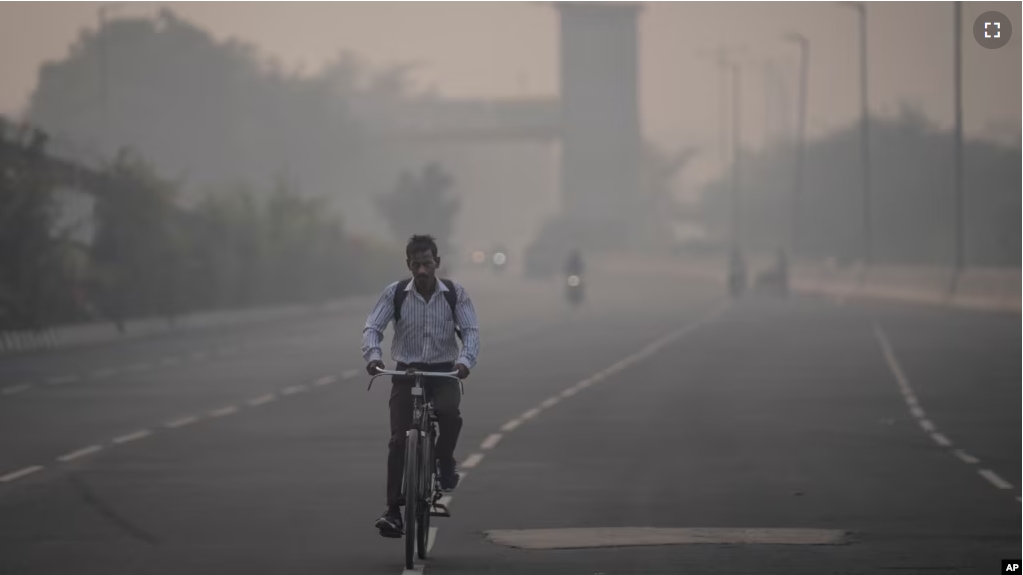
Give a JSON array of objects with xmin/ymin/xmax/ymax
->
[
  {"xmin": 166, "ymin": 416, "xmax": 198, "ymax": 429},
  {"xmin": 112, "ymin": 430, "xmax": 152, "ymax": 445},
  {"xmin": 480, "ymin": 434, "xmax": 502, "ymax": 450},
  {"xmin": 208, "ymin": 406, "xmax": 239, "ymax": 418},
  {"xmin": 247, "ymin": 394, "xmax": 276, "ymax": 406},
  {"xmin": 57, "ymin": 445, "xmax": 102, "ymax": 462},
  {"xmin": 874, "ymin": 322, "xmax": 1013, "ymax": 500},
  {"xmin": 0, "ymin": 466, "xmax": 44, "ymax": 483}
]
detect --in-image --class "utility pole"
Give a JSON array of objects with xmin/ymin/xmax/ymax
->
[
  {"xmin": 953, "ymin": 1, "xmax": 965, "ymax": 273},
  {"xmin": 785, "ymin": 33, "xmax": 810, "ymax": 259}
]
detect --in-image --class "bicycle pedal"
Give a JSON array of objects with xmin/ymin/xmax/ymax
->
[{"xmin": 430, "ymin": 503, "xmax": 451, "ymax": 518}]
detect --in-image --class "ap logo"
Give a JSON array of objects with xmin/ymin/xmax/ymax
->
[{"xmin": 1004, "ymin": 560, "xmax": 1022, "ymax": 572}]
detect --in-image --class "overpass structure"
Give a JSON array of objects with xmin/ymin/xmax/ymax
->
[{"xmin": 380, "ymin": 3, "xmax": 644, "ymax": 232}]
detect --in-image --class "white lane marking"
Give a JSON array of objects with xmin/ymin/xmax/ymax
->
[
  {"xmin": 953, "ymin": 449, "xmax": 979, "ymax": 464},
  {"xmin": 281, "ymin": 384, "xmax": 307, "ymax": 396},
  {"xmin": 90, "ymin": 367, "xmax": 117, "ymax": 379},
  {"xmin": 2, "ymin": 383, "xmax": 33, "ymax": 395},
  {"xmin": 484, "ymin": 527, "xmax": 849, "ymax": 549},
  {"xmin": 560, "ymin": 386, "xmax": 579, "ymax": 398},
  {"xmin": 500, "ymin": 418, "xmax": 522, "ymax": 432},
  {"xmin": 427, "ymin": 526, "xmax": 438, "ymax": 554},
  {"xmin": 0, "ymin": 465, "xmax": 44, "ymax": 483},
  {"xmin": 480, "ymin": 433, "xmax": 502, "ymax": 450},
  {"xmin": 874, "ymin": 323, "xmax": 1017, "ymax": 499},
  {"xmin": 161, "ymin": 357, "xmax": 181, "ymax": 367},
  {"xmin": 46, "ymin": 374, "xmax": 78, "ymax": 385},
  {"xmin": 112, "ymin": 429, "xmax": 152, "ymax": 445},
  {"xmin": 978, "ymin": 469, "xmax": 1013, "ymax": 490},
  {"xmin": 342, "ymin": 368, "xmax": 361, "ymax": 379},
  {"xmin": 247, "ymin": 394, "xmax": 276, "ymax": 407},
  {"xmin": 461, "ymin": 453, "xmax": 484, "ymax": 469},
  {"xmin": 313, "ymin": 375, "xmax": 337, "ymax": 386},
  {"xmin": 576, "ymin": 378, "xmax": 594, "ymax": 390},
  {"xmin": 166, "ymin": 416, "xmax": 198, "ymax": 429},
  {"xmin": 208, "ymin": 406, "xmax": 239, "ymax": 418},
  {"xmin": 909, "ymin": 405, "xmax": 926, "ymax": 419},
  {"xmin": 57, "ymin": 445, "xmax": 103, "ymax": 462},
  {"xmin": 540, "ymin": 397, "xmax": 560, "ymax": 409},
  {"xmin": 521, "ymin": 407, "xmax": 541, "ymax": 420}
]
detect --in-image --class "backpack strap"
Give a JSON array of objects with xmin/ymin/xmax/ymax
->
[
  {"xmin": 440, "ymin": 278, "xmax": 463, "ymax": 341},
  {"xmin": 392, "ymin": 279, "xmax": 412, "ymax": 323}
]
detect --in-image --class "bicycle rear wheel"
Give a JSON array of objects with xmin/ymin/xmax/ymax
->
[{"xmin": 403, "ymin": 431, "xmax": 419, "ymax": 570}]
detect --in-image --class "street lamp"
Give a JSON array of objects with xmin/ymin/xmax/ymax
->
[
  {"xmin": 839, "ymin": 1, "xmax": 872, "ymax": 266},
  {"xmin": 784, "ymin": 32, "xmax": 810, "ymax": 259},
  {"xmin": 697, "ymin": 46, "xmax": 746, "ymax": 250}
]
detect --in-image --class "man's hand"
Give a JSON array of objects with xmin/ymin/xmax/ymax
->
[
  {"xmin": 455, "ymin": 363, "xmax": 470, "ymax": 380},
  {"xmin": 366, "ymin": 360, "xmax": 385, "ymax": 376}
]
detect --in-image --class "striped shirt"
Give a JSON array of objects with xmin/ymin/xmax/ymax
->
[{"xmin": 362, "ymin": 278, "xmax": 480, "ymax": 369}]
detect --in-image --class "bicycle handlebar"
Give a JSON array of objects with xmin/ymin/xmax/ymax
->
[{"xmin": 366, "ymin": 366, "xmax": 463, "ymax": 392}]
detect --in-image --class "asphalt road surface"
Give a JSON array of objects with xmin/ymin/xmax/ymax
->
[{"xmin": 0, "ymin": 267, "xmax": 1018, "ymax": 575}]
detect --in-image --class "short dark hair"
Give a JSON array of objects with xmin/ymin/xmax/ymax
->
[{"xmin": 406, "ymin": 234, "xmax": 439, "ymax": 259}]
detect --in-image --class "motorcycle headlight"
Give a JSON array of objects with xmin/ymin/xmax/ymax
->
[
  {"xmin": 492, "ymin": 252, "xmax": 507, "ymax": 266},
  {"xmin": 566, "ymin": 275, "xmax": 581, "ymax": 287}
]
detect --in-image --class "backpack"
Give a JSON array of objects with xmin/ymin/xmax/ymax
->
[{"xmin": 393, "ymin": 278, "xmax": 462, "ymax": 341}]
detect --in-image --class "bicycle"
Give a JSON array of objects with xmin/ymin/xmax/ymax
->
[{"xmin": 369, "ymin": 366, "xmax": 463, "ymax": 570}]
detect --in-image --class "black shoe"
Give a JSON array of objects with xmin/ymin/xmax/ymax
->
[
  {"xmin": 375, "ymin": 507, "xmax": 403, "ymax": 538},
  {"xmin": 438, "ymin": 461, "xmax": 460, "ymax": 492}
]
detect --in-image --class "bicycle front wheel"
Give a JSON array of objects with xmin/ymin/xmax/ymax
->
[
  {"xmin": 417, "ymin": 432, "xmax": 435, "ymax": 559},
  {"xmin": 403, "ymin": 431, "xmax": 419, "ymax": 570}
]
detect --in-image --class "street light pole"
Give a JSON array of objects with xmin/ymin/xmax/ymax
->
[
  {"xmin": 730, "ymin": 61, "xmax": 742, "ymax": 249},
  {"xmin": 953, "ymin": 1, "xmax": 965, "ymax": 273},
  {"xmin": 859, "ymin": 4, "xmax": 872, "ymax": 266},
  {"xmin": 785, "ymin": 33, "xmax": 810, "ymax": 260},
  {"xmin": 840, "ymin": 1, "xmax": 872, "ymax": 265}
]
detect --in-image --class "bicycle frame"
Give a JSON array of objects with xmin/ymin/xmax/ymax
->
[{"xmin": 368, "ymin": 366, "xmax": 462, "ymax": 568}]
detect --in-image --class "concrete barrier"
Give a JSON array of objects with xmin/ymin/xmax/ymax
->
[
  {"xmin": 592, "ymin": 252, "xmax": 1019, "ymax": 314},
  {"xmin": 951, "ymin": 267, "xmax": 1021, "ymax": 313}
]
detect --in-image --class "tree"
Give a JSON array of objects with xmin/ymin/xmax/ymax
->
[
  {"xmin": 375, "ymin": 162, "xmax": 461, "ymax": 262},
  {"xmin": 0, "ymin": 121, "xmax": 81, "ymax": 330}
]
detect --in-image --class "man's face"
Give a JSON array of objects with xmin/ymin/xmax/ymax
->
[{"xmin": 408, "ymin": 250, "xmax": 439, "ymax": 286}]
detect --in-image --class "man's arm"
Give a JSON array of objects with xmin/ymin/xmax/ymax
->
[
  {"xmin": 452, "ymin": 283, "xmax": 480, "ymax": 370},
  {"xmin": 362, "ymin": 282, "xmax": 397, "ymax": 363}
]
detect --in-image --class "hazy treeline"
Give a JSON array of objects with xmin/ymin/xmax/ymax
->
[
  {"xmin": 0, "ymin": 122, "xmax": 405, "ymax": 331},
  {"xmin": 2, "ymin": 10, "xmax": 477, "ymax": 330},
  {"xmin": 26, "ymin": 9, "xmax": 430, "ymax": 227},
  {"xmin": 698, "ymin": 106, "xmax": 1020, "ymax": 267}
]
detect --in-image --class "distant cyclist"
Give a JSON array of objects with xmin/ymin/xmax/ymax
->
[{"xmin": 362, "ymin": 234, "xmax": 481, "ymax": 538}]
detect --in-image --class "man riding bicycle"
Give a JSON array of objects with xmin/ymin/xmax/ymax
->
[{"xmin": 362, "ymin": 234, "xmax": 480, "ymax": 538}]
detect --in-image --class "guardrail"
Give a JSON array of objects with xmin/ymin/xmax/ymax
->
[{"xmin": 0, "ymin": 294, "xmax": 378, "ymax": 357}]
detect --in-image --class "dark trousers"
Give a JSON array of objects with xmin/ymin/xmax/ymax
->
[{"xmin": 387, "ymin": 362, "xmax": 463, "ymax": 508}]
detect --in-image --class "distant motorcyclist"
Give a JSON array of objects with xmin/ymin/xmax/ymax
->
[{"xmin": 563, "ymin": 249, "xmax": 584, "ymax": 277}]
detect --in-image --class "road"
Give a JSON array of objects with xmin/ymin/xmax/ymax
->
[{"xmin": 0, "ymin": 266, "xmax": 1018, "ymax": 575}]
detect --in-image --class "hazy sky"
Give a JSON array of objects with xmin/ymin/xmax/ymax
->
[{"xmin": 1, "ymin": 1, "xmax": 1019, "ymax": 185}]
